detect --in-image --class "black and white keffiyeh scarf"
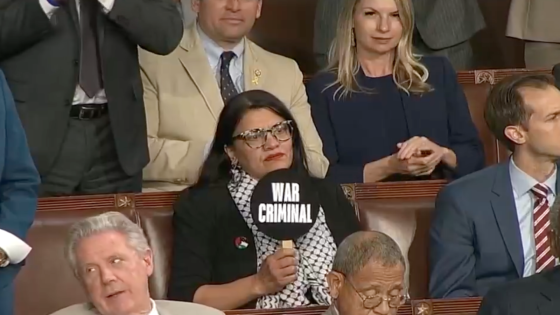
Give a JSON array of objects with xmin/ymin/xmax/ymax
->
[{"xmin": 228, "ymin": 169, "xmax": 337, "ymax": 309}]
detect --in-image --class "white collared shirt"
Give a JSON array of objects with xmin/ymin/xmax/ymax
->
[
  {"xmin": 38, "ymin": 0, "xmax": 115, "ymax": 105},
  {"xmin": 196, "ymin": 23, "xmax": 245, "ymax": 93},
  {"xmin": 148, "ymin": 299, "xmax": 159, "ymax": 315},
  {"xmin": 509, "ymin": 158, "xmax": 559, "ymax": 277}
]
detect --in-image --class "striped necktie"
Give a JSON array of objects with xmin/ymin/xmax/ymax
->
[{"xmin": 531, "ymin": 183, "xmax": 556, "ymax": 273}]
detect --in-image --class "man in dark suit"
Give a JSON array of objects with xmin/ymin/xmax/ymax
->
[
  {"xmin": 429, "ymin": 73, "xmax": 560, "ymax": 298},
  {"xmin": 477, "ymin": 197, "xmax": 560, "ymax": 315},
  {"xmin": 0, "ymin": 70, "xmax": 40, "ymax": 315},
  {"xmin": 0, "ymin": 0, "xmax": 182, "ymax": 196}
]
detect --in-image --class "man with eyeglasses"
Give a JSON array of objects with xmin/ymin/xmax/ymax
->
[{"xmin": 325, "ymin": 231, "xmax": 406, "ymax": 315}]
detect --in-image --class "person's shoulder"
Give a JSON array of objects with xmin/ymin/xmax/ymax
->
[
  {"xmin": 175, "ymin": 183, "xmax": 231, "ymax": 210},
  {"xmin": 417, "ymin": 55, "xmax": 451, "ymax": 71},
  {"xmin": 307, "ymin": 70, "xmax": 338, "ymax": 90},
  {"xmin": 439, "ymin": 163, "xmax": 503, "ymax": 200},
  {"xmin": 310, "ymin": 177, "xmax": 345, "ymax": 197},
  {"xmin": 48, "ymin": 304, "xmax": 95, "ymax": 315},
  {"xmin": 248, "ymin": 41, "xmax": 298, "ymax": 69},
  {"xmin": 155, "ymin": 300, "xmax": 225, "ymax": 315},
  {"xmin": 484, "ymin": 272, "xmax": 545, "ymax": 304}
]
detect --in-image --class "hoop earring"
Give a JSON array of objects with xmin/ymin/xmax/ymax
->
[{"xmin": 351, "ymin": 29, "xmax": 356, "ymax": 47}]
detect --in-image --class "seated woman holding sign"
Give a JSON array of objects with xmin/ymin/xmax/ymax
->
[{"xmin": 168, "ymin": 90, "xmax": 361, "ymax": 310}]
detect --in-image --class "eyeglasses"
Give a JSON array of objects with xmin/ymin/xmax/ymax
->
[
  {"xmin": 233, "ymin": 120, "xmax": 294, "ymax": 149},
  {"xmin": 339, "ymin": 272, "xmax": 405, "ymax": 309}
]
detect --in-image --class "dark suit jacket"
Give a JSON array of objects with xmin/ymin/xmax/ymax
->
[
  {"xmin": 477, "ymin": 266, "xmax": 560, "ymax": 315},
  {"xmin": 307, "ymin": 56, "xmax": 484, "ymax": 184},
  {"xmin": 0, "ymin": 0, "xmax": 183, "ymax": 176},
  {"xmin": 413, "ymin": 0, "xmax": 485, "ymax": 50},
  {"xmin": 0, "ymin": 70, "xmax": 40, "ymax": 303},
  {"xmin": 168, "ymin": 177, "xmax": 361, "ymax": 308},
  {"xmin": 429, "ymin": 161, "xmax": 560, "ymax": 298}
]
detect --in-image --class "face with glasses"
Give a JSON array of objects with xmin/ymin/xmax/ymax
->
[
  {"xmin": 328, "ymin": 261, "xmax": 405, "ymax": 315},
  {"xmin": 225, "ymin": 108, "xmax": 294, "ymax": 179}
]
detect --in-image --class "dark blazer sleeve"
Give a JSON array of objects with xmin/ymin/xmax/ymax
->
[
  {"xmin": 0, "ymin": 0, "xmax": 52, "ymax": 59},
  {"xmin": 308, "ymin": 78, "xmax": 366, "ymax": 184},
  {"xmin": 107, "ymin": 0, "xmax": 183, "ymax": 55},
  {"xmin": 477, "ymin": 289, "xmax": 511, "ymax": 315},
  {"xmin": 429, "ymin": 185, "xmax": 477, "ymax": 298},
  {"xmin": 167, "ymin": 188, "xmax": 216, "ymax": 302},
  {"xmin": 440, "ymin": 57, "xmax": 485, "ymax": 178},
  {"xmin": 0, "ymin": 70, "xmax": 39, "ymax": 240}
]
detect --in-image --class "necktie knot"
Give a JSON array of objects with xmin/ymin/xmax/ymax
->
[
  {"xmin": 531, "ymin": 183, "xmax": 548, "ymax": 200},
  {"xmin": 220, "ymin": 51, "xmax": 236, "ymax": 66}
]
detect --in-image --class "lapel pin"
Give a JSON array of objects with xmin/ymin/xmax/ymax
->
[
  {"xmin": 235, "ymin": 236, "xmax": 249, "ymax": 249},
  {"xmin": 252, "ymin": 69, "xmax": 261, "ymax": 85}
]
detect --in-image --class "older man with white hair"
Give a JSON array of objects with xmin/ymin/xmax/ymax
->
[{"xmin": 50, "ymin": 212, "xmax": 224, "ymax": 315}]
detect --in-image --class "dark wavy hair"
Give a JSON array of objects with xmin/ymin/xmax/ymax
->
[{"xmin": 193, "ymin": 90, "xmax": 309, "ymax": 189}]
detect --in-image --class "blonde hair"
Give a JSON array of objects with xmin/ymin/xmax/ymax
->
[{"xmin": 326, "ymin": 0, "xmax": 432, "ymax": 98}]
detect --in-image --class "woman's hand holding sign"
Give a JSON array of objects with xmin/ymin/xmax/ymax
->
[{"xmin": 255, "ymin": 248, "xmax": 298, "ymax": 295}]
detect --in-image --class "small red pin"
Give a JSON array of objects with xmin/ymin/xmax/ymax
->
[{"xmin": 234, "ymin": 236, "xmax": 249, "ymax": 249}]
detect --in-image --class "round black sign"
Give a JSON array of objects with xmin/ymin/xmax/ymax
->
[{"xmin": 250, "ymin": 169, "xmax": 320, "ymax": 241}]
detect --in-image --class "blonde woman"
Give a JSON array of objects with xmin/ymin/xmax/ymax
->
[
  {"xmin": 306, "ymin": 0, "xmax": 484, "ymax": 298},
  {"xmin": 307, "ymin": 0, "xmax": 484, "ymax": 185}
]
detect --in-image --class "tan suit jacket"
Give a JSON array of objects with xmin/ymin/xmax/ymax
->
[
  {"xmin": 507, "ymin": 0, "xmax": 560, "ymax": 43},
  {"xmin": 48, "ymin": 300, "xmax": 225, "ymax": 315},
  {"xmin": 139, "ymin": 23, "xmax": 328, "ymax": 191}
]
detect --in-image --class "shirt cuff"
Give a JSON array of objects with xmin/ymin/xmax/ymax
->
[
  {"xmin": 0, "ymin": 229, "xmax": 32, "ymax": 264},
  {"xmin": 38, "ymin": 0, "xmax": 59, "ymax": 18},
  {"xmin": 98, "ymin": 0, "xmax": 115, "ymax": 13}
]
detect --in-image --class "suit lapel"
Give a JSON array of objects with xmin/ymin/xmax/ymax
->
[
  {"xmin": 490, "ymin": 162, "xmax": 524, "ymax": 277},
  {"xmin": 244, "ymin": 41, "xmax": 266, "ymax": 91},
  {"xmin": 68, "ymin": 0, "xmax": 80, "ymax": 30},
  {"xmin": 177, "ymin": 24, "xmax": 223, "ymax": 121}
]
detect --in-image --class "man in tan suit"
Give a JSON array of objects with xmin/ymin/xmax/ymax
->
[
  {"xmin": 139, "ymin": 0, "xmax": 328, "ymax": 191},
  {"xmin": 49, "ymin": 212, "xmax": 224, "ymax": 315},
  {"xmin": 507, "ymin": 0, "xmax": 560, "ymax": 68}
]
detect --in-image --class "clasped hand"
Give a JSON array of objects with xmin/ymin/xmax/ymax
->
[{"xmin": 391, "ymin": 136, "xmax": 446, "ymax": 176}]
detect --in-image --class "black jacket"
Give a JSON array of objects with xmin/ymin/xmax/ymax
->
[
  {"xmin": 168, "ymin": 178, "xmax": 361, "ymax": 308},
  {"xmin": 477, "ymin": 266, "xmax": 560, "ymax": 315},
  {"xmin": 0, "ymin": 0, "xmax": 183, "ymax": 175}
]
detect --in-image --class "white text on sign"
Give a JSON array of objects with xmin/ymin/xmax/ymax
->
[{"xmin": 258, "ymin": 182, "xmax": 312, "ymax": 223}]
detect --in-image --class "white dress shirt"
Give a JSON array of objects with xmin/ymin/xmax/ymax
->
[
  {"xmin": 197, "ymin": 23, "xmax": 245, "ymax": 93},
  {"xmin": 0, "ymin": 230, "xmax": 31, "ymax": 265},
  {"xmin": 509, "ymin": 158, "xmax": 559, "ymax": 277},
  {"xmin": 38, "ymin": 0, "xmax": 115, "ymax": 105},
  {"xmin": 148, "ymin": 299, "xmax": 159, "ymax": 315}
]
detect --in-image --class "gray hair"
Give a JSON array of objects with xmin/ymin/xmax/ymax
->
[
  {"xmin": 332, "ymin": 231, "xmax": 405, "ymax": 277},
  {"xmin": 65, "ymin": 212, "xmax": 150, "ymax": 276}
]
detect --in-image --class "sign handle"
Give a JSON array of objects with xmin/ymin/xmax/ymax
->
[{"xmin": 281, "ymin": 240, "xmax": 293, "ymax": 249}]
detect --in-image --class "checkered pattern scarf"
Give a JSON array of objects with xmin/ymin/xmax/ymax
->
[{"xmin": 228, "ymin": 169, "xmax": 336, "ymax": 309}]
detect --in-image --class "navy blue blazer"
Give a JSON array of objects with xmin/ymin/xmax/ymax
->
[
  {"xmin": 428, "ymin": 161, "xmax": 560, "ymax": 298},
  {"xmin": 307, "ymin": 56, "xmax": 484, "ymax": 183},
  {"xmin": 0, "ymin": 70, "xmax": 40, "ymax": 301}
]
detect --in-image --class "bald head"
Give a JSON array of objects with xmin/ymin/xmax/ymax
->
[{"xmin": 332, "ymin": 231, "xmax": 405, "ymax": 277}]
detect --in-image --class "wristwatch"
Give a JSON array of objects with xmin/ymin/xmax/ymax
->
[{"xmin": 0, "ymin": 248, "xmax": 9, "ymax": 267}]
